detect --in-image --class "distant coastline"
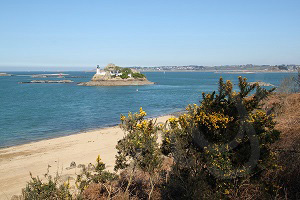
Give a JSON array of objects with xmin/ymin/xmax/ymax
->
[{"xmin": 139, "ymin": 70, "xmax": 298, "ymax": 73}]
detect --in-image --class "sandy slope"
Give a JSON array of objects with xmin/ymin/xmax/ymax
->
[{"xmin": 0, "ymin": 115, "xmax": 171, "ymax": 199}]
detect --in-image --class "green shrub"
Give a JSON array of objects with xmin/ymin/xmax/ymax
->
[
  {"xmin": 161, "ymin": 77, "xmax": 281, "ymax": 199},
  {"xmin": 116, "ymin": 107, "xmax": 163, "ymax": 199},
  {"xmin": 120, "ymin": 68, "xmax": 133, "ymax": 79},
  {"xmin": 132, "ymin": 73, "xmax": 145, "ymax": 78},
  {"xmin": 22, "ymin": 172, "xmax": 72, "ymax": 200},
  {"xmin": 76, "ymin": 155, "xmax": 118, "ymax": 195}
]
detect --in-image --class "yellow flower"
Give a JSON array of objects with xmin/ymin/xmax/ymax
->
[
  {"xmin": 96, "ymin": 155, "xmax": 101, "ymax": 163},
  {"xmin": 120, "ymin": 115, "xmax": 126, "ymax": 121},
  {"xmin": 165, "ymin": 137, "xmax": 170, "ymax": 144},
  {"xmin": 139, "ymin": 107, "xmax": 147, "ymax": 117},
  {"xmin": 224, "ymin": 189, "xmax": 230, "ymax": 195},
  {"xmin": 137, "ymin": 123, "xmax": 143, "ymax": 129},
  {"xmin": 63, "ymin": 180, "xmax": 69, "ymax": 188},
  {"xmin": 169, "ymin": 117, "xmax": 178, "ymax": 123},
  {"xmin": 142, "ymin": 120, "xmax": 147, "ymax": 126}
]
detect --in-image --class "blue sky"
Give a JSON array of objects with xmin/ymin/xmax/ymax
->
[{"xmin": 0, "ymin": 0, "xmax": 300, "ymax": 70}]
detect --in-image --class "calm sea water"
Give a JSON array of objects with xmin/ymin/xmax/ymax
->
[{"xmin": 0, "ymin": 71, "xmax": 295, "ymax": 148}]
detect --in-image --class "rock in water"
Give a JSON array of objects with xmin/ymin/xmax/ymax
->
[{"xmin": 70, "ymin": 161, "xmax": 76, "ymax": 168}]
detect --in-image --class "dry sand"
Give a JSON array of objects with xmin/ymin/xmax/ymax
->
[{"xmin": 0, "ymin": 115, "xmax": 171, "ymax": 199}]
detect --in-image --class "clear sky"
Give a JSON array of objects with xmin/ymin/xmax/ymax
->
[{"xmin": 0, "ymin": 0, "xmax": 300, "ymax": 70}]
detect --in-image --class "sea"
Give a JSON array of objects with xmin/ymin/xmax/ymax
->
[{"xmin": 0, "ymin": 71, "xmax": 296, "ymax": 148}]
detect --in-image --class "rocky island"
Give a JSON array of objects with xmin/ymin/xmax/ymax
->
[
  {"xmin": 19, "ymin": 80, "xmax": 74, "ymax": 84},
  {"xmin": 0, "ymin": 73, "xmax": 13, "ymax": 76},
  {"xmin": 79, "ymin": 64, "xmax": 154, "ymax": 86}
]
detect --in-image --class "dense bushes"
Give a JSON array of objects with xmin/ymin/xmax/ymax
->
[
  {"xmin": 132, "ymin": 73, "xmax": 145, "ymax": 79},
  {"xmin": 160, "ymin": 77, "xmax": 281, "ymax": 199},
  {"xmin": 22, "ymin": 172, "xmax": 72, "ymax": 200},
  {"xmin": 116, "ymin": 108, "xmax": 162, "ymax": 199},
  {"xmin": 118, "ymin": 68, "xmax": 145, "ymax": 79}
]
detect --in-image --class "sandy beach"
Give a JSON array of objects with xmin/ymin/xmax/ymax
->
[{"xmin": 0, "ymin": 115, "xmax": 172, "ymax": 199}]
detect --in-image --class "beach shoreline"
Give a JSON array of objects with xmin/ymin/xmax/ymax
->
[
  {"xmin": 0, "ymin": 115, "xmax": 172, "ymax": 199},
  {"xmin": 0, "ymin": 111, "xmax": 180, "ymax": 150}
]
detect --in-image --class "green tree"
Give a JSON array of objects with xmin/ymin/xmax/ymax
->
[{"xmin": 132, "ymin": 73, "xmax": 145, "ymax": 78}]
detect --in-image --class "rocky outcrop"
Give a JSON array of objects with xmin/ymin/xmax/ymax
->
[
  {"xmin": 78, "ymin": 78, "xmax": 154, "ymax": 86},
  {"xmin": 0, "ymin": 73, "xmax": 12, "ymax": 76},
  {"xmin": 91, "ymin": 73, "xmax": 112, "ymax": 81},
  {"xmin": 19, "ymin": 80, "xmax": 74, "ymax": 84},
  {"xmin": 249, "ymin": 81, "xmax": 275, "ymax": 87}
]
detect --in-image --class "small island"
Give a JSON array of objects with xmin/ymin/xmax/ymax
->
[
  {"xmin": 0, "ymin": 72, "xmax": 13, "ymax": 76},
  {"xmin": 19, "ymin": 80, "xmax": 74, "ymax": 84},
  {"xmin": 79, "ymin": 63, "xmax": 154, "ymax": 86}
]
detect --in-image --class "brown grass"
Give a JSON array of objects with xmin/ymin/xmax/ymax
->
[
  {"xmin": 263, "ymin": 93, "xmax": 300, "ymax": 150},
  {"xmin": 263, "ymin": 93, "xmax": 300, "ymax": 200}
]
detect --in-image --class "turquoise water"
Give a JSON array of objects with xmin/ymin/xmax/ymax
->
[{"xmin": 0, "ymin": 71, "xmax": 295, "ymax": 148}]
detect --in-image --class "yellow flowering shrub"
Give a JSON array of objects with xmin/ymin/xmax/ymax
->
[
  {"xmin": 116, "ymin": 107, "xmax": 162, "ymax": 199},
  {"xmin": 22, "ymin": 172, "xmax": 72, "ymax": 200},
  {"xmin": 161, "ymin": 77, "xmax": 280, "ymax": 199}
]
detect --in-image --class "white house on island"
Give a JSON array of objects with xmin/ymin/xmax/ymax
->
[
  {"xmin": 110, "ymin": 70, "xmax": 122, "ymax": 76},
  {"xmin": 95, "ymin": 65, "xmax": 124, "ymax": 77},
  {"xmin": 96, "ymin": 65, "xmax": 137, "ymax": 78}
]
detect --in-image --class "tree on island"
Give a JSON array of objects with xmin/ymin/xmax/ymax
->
[{"xmin": 104, "ymin": 63, "xmax": 145, "ymax": 79}]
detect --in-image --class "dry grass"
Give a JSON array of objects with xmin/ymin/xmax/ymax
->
[
  {"xmin": 264, "ymin": 93, "xmax": 300, "ymax": 150},
  {"xmin": 263, "ymin": 93, "xmax": 300, "ymax": 200},
  {"xmin": 81, "ymin": 158, "xmax": 173, "ymax": 200}
]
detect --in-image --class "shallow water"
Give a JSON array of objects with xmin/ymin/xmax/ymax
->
[{"xmin": 0, "ymin": 71, "xmax": 295, "ymax": 147}]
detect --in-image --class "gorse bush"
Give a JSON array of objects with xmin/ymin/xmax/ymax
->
[
  {"xmin": 161, "ymin": 77, "xmax": 281, "ymax": 199},
  {"xmin": 76, "ymin": 155, "xmax": 118, "ymax": 195},
  {"xmin": 116, "ymin": 107, "xmax": 163, "ymax": 199},
  {"xmin": 22, "ymin": 172, "xmax": 72, "ymax": 200},
  {"xmin": 21, "ymin": 156, "xmax": 118, "ymax": 200}
]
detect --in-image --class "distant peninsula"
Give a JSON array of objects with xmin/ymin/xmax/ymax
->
[{"xmin": 79, "ymin": 64, "xmax": 154, "ymax": 86}]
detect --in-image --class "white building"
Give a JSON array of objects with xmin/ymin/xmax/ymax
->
[
  {"xmin": 96, "ymin": 65, "xmax": 106, "ymax": 75},
  {"xmin": 110, "ymin": 70, "xmax": 122, "ymax": 76}
]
